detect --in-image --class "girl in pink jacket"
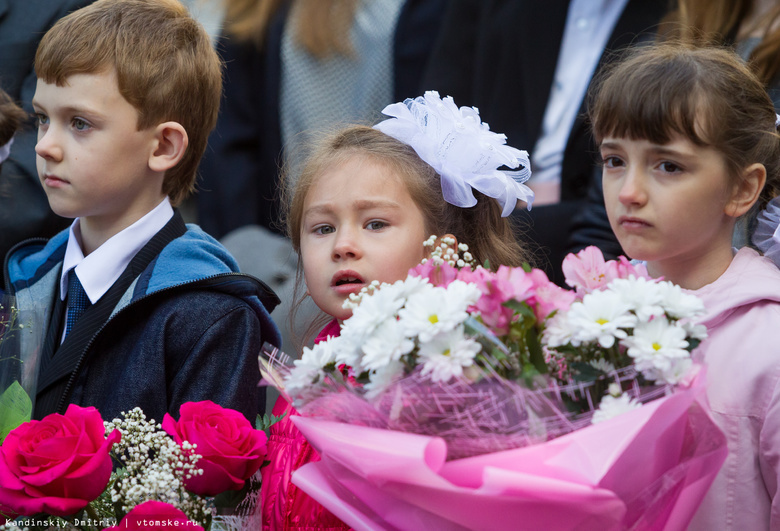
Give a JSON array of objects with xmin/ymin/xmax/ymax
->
[
  {"xmin": 261, "ymin": 93, "xmax": 535, "ymax": 529},
  {"xmin": 591, "ymin": 44, "xmax": 780, "ymax": 529}
]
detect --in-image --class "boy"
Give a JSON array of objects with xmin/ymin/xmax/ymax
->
[{"xmin": 4, "ymin": 0, "xmax": 281, "ymax": 422}]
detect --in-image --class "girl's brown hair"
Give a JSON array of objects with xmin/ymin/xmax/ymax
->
[
  {"xmin": 281, "ymin": 125, "xmax": 531, "ymax": 344},
  {"xmin": 0, "ymin": 89, "xmax": 27, "ymax": 148},
  {"xmin": 282, "ymin": 125, "xmax": 529, "ymax": 267},
  {"xmin": 224, "ymin": 0, "xmax": 357, "ymax": 57},
  {"xmin": 589, "ymin": 43, "xmax": 780, "ymax": 211},
  {"xmin": 659, "ymin": 0, "xmax": 780, "ymax": 85}
]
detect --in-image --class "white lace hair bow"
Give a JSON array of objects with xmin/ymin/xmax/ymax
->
[
  {"xmin": 0, "ymin": 136, "xmax": 13, "ymax": 165},
  {"xmin": 374, "ymin": 91, "xmax": 534, "ymax": 217}
]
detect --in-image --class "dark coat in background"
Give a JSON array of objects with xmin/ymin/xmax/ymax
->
[{"xmin": 421, "ymin": 0, "xmax": 666, "ymax": 283}]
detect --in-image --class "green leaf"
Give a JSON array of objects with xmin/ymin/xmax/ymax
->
[
  {"xmin": 569, "ymin": 361, "xmax": 605, "ymax": 382},
  {"xmin": 525, "ymin": 328, "xmax": 547, "ymax": 375},
  {"xmin": 521, "ymin": 262, "xmax": 533, "ymax": 273},
  {"xmin": 0, "ymin": 381, "xmax": 32, "ymax": 443},
  {"xmin": 256, "ymin": 410, "xmax": 287, "ymax": 432},
  {"xmin": 504, "ymin": 300, "xmax": 538, "ymax": 323},
  {"xmin": 213, "ymin": 479, "xmax": 251, "ymax": 510}
]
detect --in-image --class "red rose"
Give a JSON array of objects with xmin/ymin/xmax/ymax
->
[
  {"xmin": 162, "ymin": 401, "xmax": 267, "ymax": 496},
  {"xmin": 0, "ymin": 404, "xmax": 120, "ymax": 516},
  {"xmin": 106, "ymin": 500, "xmax": 203, "ymax": 530}
]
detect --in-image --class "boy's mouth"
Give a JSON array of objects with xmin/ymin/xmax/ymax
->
[{"xmin": 42, "ymin": 174, "xmax": 69, "ymax": 187}]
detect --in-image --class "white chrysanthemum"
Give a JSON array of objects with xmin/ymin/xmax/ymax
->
[
  {"xmin": 653, "ymin": 357, "xmax": 695, "ymax": 385},
  {"xmin": 341, "ymin": 282, "xmax": 408, "ymax": 345},
  {"xmin": 364, "ymin": 360, "xmax": 405, "ymax": 399},
  {"xmin": 656, "ymin": 281, "xmax": 706, "ymax": 320},
  {"xmin": 623, "ymin": 317, "xmax": 690, "ymax": 376},
  {"xmin": 566, "ymin": 290, "xmax": 636, "ymax": 348},
  {"xmin": 607, "ymin": 276, "xmax": 665, "ymax": 321},
  {"xmin": 542, "ymin": 311, "xmax": 575, "ymax": 348},
  {"xmin": 592, "ymin": 393, "xmax": 642, "ymax": 424},
  {"xmin": 588, "ymin": 358, "xmax": 616, "ymax": 373},
  {"xmin": 392, "ymin": 274, "xmax": 432, "ymax": 299},
  {"xmin": 361, "ymin": 318, "xmax": 415, "ymax": 371},
  {"xmin": 399, "ymin": 280, "xmax": 479, "ymax": 342},
  {"xmin": 284, "ymin": 339, "xmax": 339, "ymax": 396},
  {"xmin": 417, "ymin": 326, "xmax": 481, "ymax": 383},
  {"xmin": 331, "ymin": 334, "xmax": 362, "ymax": 371},
  {"xmin": 682, "ymin": 321, "xmax": 708, "ymax": 341}
]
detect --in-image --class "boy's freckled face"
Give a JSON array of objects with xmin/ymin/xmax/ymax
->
[
  {"xmin": 33, "ymin": 70, "xmax": 161, "ymax": 226},
  {"xmin": 299, "ymin": 156, "xmax": 428, "ymax": 321}
]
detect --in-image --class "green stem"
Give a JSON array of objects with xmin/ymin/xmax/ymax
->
[{"xmin": 85, "ymin": 503, "xmax": 101, "ymax": 530}]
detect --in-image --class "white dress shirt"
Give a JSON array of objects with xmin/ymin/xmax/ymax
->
[
  {"xmin": 530, "ymin": 0, "xmax": 628, "ymax": 205},
  {"xmin": 59, "ymin": 198, "xmax": 174, "ymax": 341}
]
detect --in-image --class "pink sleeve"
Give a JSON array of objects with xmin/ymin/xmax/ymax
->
[{"xmin": 759, "ymin": 370, "xmax": 780, "ymax": 527}]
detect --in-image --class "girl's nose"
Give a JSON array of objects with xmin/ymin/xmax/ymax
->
[
  {"xmin": 35, "ymin": 128, "xmax": 63, "ymax": 162},
  {"xmin": 618, "ymin": 166, "xmax": 647, "ymax": 206},
  {"xmin": 332, "ymin": 229, "xmax": 362, "ymax": 261}
]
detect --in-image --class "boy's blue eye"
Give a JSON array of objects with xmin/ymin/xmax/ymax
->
[
  {"xmin": 314, "ymin": 225, "xmax": 335, "ymax": 235},
  {"xmin": 366, "ymin": 220, "xmax": 387, "ymax": 230}
]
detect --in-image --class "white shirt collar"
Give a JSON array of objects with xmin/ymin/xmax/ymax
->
[{"xmin": 59, "ymin": 198, "xmax": 175, "ymax": 303}]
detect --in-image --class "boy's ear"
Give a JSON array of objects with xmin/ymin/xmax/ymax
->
[
  {"xmin": 726, "ymin": 163, "xmax": 766, "ymax": 218},
  {"xmin": 148, "ymin": 121, "xmax": 188, "ymax": 173}
]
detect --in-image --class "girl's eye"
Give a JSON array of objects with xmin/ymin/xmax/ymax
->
[
  {"xmin": 366, "ymin": 220, "xmax": 387, "ymax": 231},
  {"xmin": 35, "ymin": 113, "xmax": 49, "ymax": 127},
  {"xmin": 72, "ymin": 118, "xmax": 90, "ymax": 131},
  {"xmin": 659, "ymin": 161, "xmax": 682, "ymax": 173},
  {"xmin": 602, "ymin": 155, "xmax": 624, "ymax": 169},
  {"xmin": 314, "ymin": 225, "xmax": 335, "ymax": 235}
]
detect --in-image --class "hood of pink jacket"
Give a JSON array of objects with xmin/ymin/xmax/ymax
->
[{"xmin": 688, "ymin": 247, "xmax": 780, "ymax": 329}]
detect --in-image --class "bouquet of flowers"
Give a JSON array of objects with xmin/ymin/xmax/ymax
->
[
  {"xmin": 260, "ymin": 243, "xmax": 728, "ymax": 530},
  {"xmin": 0, "ymin": 401, "xmax": 268, "ymax": 531}
]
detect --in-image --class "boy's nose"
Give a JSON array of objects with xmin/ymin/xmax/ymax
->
[{"xmin": 35, "ymin": 129, "xmax": 63, "ymax": 162}]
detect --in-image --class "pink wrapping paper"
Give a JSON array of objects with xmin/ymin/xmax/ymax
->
[{"xmin": 291, "ymin": 384, "xmax": 727, "ymax": 531}]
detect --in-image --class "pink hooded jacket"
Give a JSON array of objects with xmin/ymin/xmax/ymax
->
[
  {"xmin": 261, "ymin": 319, "xmax": 350, "ymax": 530},
  {"xmin": 687, "ymin": 248, "xmax": 780, "ymax": 529}
]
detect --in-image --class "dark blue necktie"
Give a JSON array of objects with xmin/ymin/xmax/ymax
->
[{"xmin": 65, "ymin": 270, "xmax": 91, "ymax": 337}]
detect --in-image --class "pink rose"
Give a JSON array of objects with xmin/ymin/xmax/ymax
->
[
  {"xmin": 0, "ymin": 404, "xmax": 120, "ymax": 516},
  {"xmin": 162, "ymin": 401, "xmax": 267, "ymax": 496},
  {"xmin": 106, "ymin": 501, "xmax": 203, "ymax": 530}
]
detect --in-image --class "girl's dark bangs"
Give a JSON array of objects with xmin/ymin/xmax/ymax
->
[{"xmin": 593, "ymin": 58, "xmax": 706, "ymax": 146}]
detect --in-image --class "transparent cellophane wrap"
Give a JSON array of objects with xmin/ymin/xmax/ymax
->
[
  {"xmin": 0, "ymin": 295, "xmax": 44, "ymax": 441},
  {"xmin": 260, "ymin": 344, "xmax": 727, "ymax": 530}
]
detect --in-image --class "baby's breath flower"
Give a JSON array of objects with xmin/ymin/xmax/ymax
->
[{"xmin": 106, "ymin": 408, "xmax": 210, "ymax": 525}]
